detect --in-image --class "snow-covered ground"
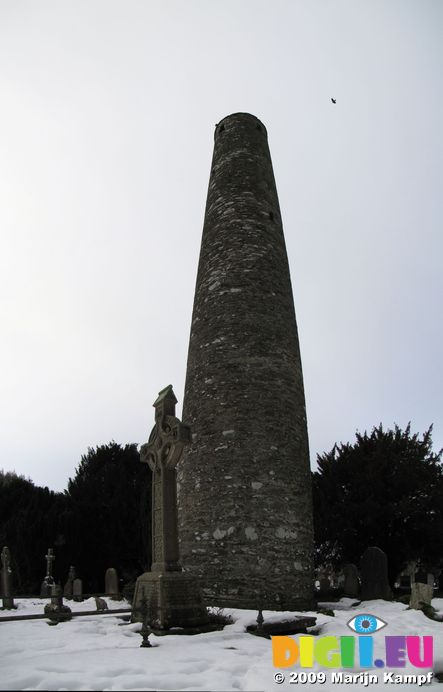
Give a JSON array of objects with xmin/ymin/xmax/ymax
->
[{"xmin": 0, "ymin": 596, "xmax": 442, "ymax": 690}]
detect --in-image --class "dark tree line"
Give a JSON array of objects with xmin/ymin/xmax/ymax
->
[
  {"xmin": 0, "ymin": 443, "xmax": 151, "ymax": 595},
  {"xmin": 312, "ymin": 424, "xmax": 443, "ymax": 584},
  {"xmin": 0, "ymin": 471, "xmax": 67, "ymax": 593},
  {"xmin": 2, "ymin": 424, "xmax": 442, "ymax": 596}
]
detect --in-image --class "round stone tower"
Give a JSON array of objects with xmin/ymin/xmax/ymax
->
[{"xmin": 177, "ymin": 113, "xmax": 314, "ymax": 610}]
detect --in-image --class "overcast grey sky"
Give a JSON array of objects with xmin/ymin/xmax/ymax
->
[{"xmin": 1, "ymin": 0, "xmax": 441, "ymax": 492}]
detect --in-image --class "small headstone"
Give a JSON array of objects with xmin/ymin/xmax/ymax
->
[
  {"xmin": 1, "ymin": 546, "xmax": 15, "ymax": 609},
  {"xmin": 410, "ymin": 581, "xmax": 433, "ymax": 609},
  {"xmin": 105, "ymin": 567, "xmax": 119, "ymax": 597},
  {"xmin": 409, "ymin": 570, "xmax": 434, "ymax": 610},
  {"xmin": 63, "ymin": 565, "xmax": 76, "ymax": 598},
  {"xmin": 72, "ymin": 578, "xmax": 83, "ymax": 602},
  {"xmin": 360, "ymin": 546, "xmax": 392, "ymax": 601},
  {"xmin": 343, "ymin": 563, "xmax": 359, "ymax": 598}
]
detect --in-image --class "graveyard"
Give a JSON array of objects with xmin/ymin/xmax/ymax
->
[{"xmin": 1, "ymin": 390, "xmax": 443, "ymax": 690}]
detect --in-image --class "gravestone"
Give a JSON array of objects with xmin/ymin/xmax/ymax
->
[
  {"xmin": 360, "ymin": 546, "xmax": 392, "ymax": 601},
  {"xmin": 1, "ymin": 546, "xmax": 15, "ymax": 609},
  {"xmin": 410, "ymin": 570, "xmax": 433, "ymax": 610},
  {"xmin": 44, "ymin": 583, "xmax": 72, "ymax": 622},
  {"xmin": 105, "ymin": 568, "xmax": 119, "ymax": 597},
  {"xmin": 73, "ymin": 578, "xmax": 83, "ymax": 602},
  {"xmin": 343, "ymin": 563, "xmax": 360, "ymax": 598},
  {"xmin": 63, "ymin": 565, "xmax": 76, "ymax": 598},
  {"xmin": 132, "ymin": 385, "xmax": 210, "ymax": 632},
  {"xmin": 40, "ymin": 548, "xmax": 55, "ymax": 597}
]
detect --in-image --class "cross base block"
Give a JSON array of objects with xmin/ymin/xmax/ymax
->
[{"xmin": 132, "ymin": 571, "xmax": 210, "ymax": 630}]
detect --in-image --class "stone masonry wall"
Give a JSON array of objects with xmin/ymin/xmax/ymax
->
[{"xmin": 177, "ymin": 113, "xmax": 314, "ymax": 610}]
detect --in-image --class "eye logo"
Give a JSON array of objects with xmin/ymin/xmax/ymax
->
[{"xmin": 347, "ymin": 614, "xmax": 387, "ymax": 634}]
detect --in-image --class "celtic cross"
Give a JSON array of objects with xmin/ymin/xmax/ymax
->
[{"xmin": 140, "ymin": 385, "xmax": 190, "ymax": 573}]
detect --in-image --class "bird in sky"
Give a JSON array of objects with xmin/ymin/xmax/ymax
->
[{"xmin": 331, "ymin": 98, "xmax": 336, "ymax": 104}]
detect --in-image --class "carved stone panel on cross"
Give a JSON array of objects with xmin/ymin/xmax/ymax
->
[{"xmin": 140, "ymin": 385, "xmax": 190, "ymax": 573}]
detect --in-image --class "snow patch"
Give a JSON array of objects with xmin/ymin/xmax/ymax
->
[{"xmin": 1, "ymin": 597, "xmax": 443, "ymax": 690}]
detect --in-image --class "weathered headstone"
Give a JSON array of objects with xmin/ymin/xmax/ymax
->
[
  {"xmin": 132, "ymin": 385, "xmax": 210, "ymax": 631},
  {"xmin": 73, "ymin": 578, "xmax": 83, "ymax": 602},
  {"xmin": 105, "ymin": 568, "xmax": 119, "ymax": 596},
  {"xmin": 40, "ymin": 548, "xmax": 55, "ymax": 597},
  {"xmin": 44, "ymin": 583, "xmax": 72, "ymax": 622},
  {"xmin": 360, "ymin": 546, "xmax": 392, "ymax": 601},
  {"xmin": 1, "ymin": 546, "xmax": 15, "ymax": 609},
  {"xmin": 343, "ymin": 563, "xmax": 360, "ymax": 598},
  {"xmin": 410, "ymin": 570, "xmax": 434, "ymax": 610},
  {"xmin": 63, "ymin": 565, "xmax": 76, "ymax": 598}
]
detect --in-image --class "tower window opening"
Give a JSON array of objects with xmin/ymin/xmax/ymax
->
[
  {"xmin": 219, "ymin": 124, "xmax": 225, "ymax": 133},
  {"xmin": 269, "ymin": 211, "xmax": 274, "ymax": 221},
  {"xmin": 256, "ymin": 124, "xmax": 262, "ymax": 131}
]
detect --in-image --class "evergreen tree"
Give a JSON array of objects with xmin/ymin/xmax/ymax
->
[
  {"xmin": 0, "ymin": 471, "xmax": 66, "ymax": 593},
  {"xmin": 312, "ymin": 424, "xmax": 443, "ymax": 583},
  {"xmin": 66, "ymin": 442, "xmax": 151, "ymax": 592}
]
